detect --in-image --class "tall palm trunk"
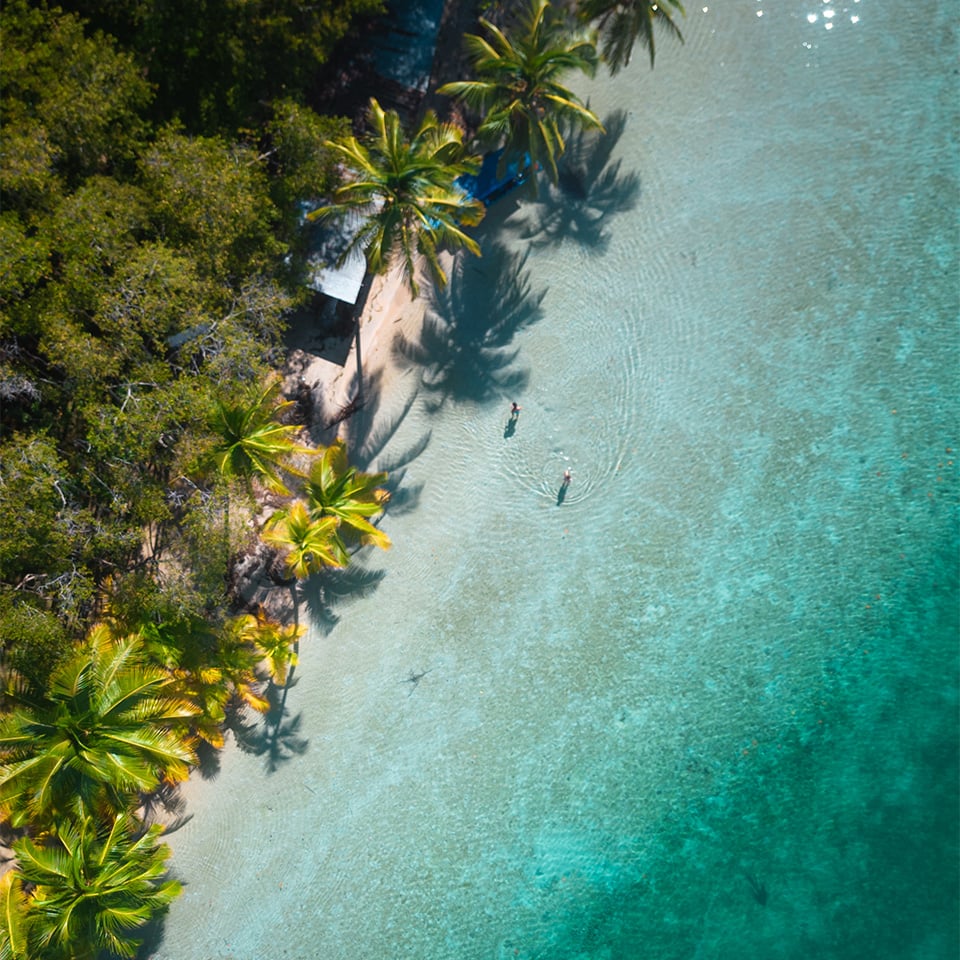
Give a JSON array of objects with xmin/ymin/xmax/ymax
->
[{"xmin": 352, "ymin": 271, "xmax": 376, "ymax": 410}]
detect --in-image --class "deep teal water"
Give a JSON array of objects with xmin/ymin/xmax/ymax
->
[{"xmin": 154, "ymin": 2, "xmax": 958, "ymax": 958}]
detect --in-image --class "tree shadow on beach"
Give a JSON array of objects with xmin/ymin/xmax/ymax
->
[
  {"xmin": 506, "ymin": 110, "xmax": 641, "ymax": 253},
  {"xmin": 297, "ymin": 561, "xmax": 388, "ymax": 636},
  {"xmin": 226, "ymin": 679, "xmax": 309, "ymax": 774},
  {"xmin": 308, "ymin": 354, "xmax": 431, "ymax": 512},
  {"xmin": 393, "ymin": 241, "xmax": 545, "ymax": 411},
  {"xmin": 294, "ymin": 358, "xmax": 431, "ymax": 629}
]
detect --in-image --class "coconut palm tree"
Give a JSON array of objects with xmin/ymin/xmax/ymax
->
[
  {"xmin": 437, "ymin": 0, "xmax": 604, "ymax": 187},
  {"xmin": 138, "ymin": 617, "xmax": 270, "ymax": 751},
  {"xmin": 216, "ymin": 615, "xmax": 275, "ymax": 713},
  {"xmin": 0, "ymin": 626, "xmax": 198, "ymax": 829},
  {"xmin": 232, "ymin": 608, "xmax": 305, "ymax": 688},
  {"xmin": 308, "ymin": 98, "xmax": 485, "ymax": 297},
  {"xmin": 577, "ymin": 0, "xmax": 685, "ymax": 73},
  {"xmin": 10, "ymin": 812, "xmax": 181, "ymax": 960},
  {"xmin": 262, "ymin": 500, "xmax": 346, "ymax": 576},
  {"xmin": 304, "ymin": 439, "xmax": 391, "ymax": 557},
  {"xmin": 200, "ymin": 377, "xmax": 314, "ymax": 578},
  {"xmin": 205, "ymin": 379, "xmax": 312, "ymax": 497}
]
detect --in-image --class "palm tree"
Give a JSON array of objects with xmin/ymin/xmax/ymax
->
[
  {"xmin": 308, "ymin": 98, "xmax": 485, "ymax": 297},
  {"xmin": 233, "ymin": 608, "xmax": 305, "ymax": 688},
  {"xmin": 577, "ymin": 0, "xmax": 685, "ymax": 73},
  {"xmin": 205, "ymin": 378, "xmax": 312, "ymax": 497},
  {"xmin": 11, "ymin": 812, "xmax": 181, "ymax": 960},
  {"xmin": 200, "ymin": 377, "xmax": 314, "ymax": 579},
  {"xmin": 262, "ymin": 499, "xmax": 347, "ymax": 576},
  {"xmin": 216, "ymin": 615, "xmax": 275, "ymax": 713},
  {"xmin": 0, "ymin": 627, "xmax": 198, "ymax": 829},
  {"xmin": 437, "ymin": 0, "xmax": 604, "ymax": 187},
  {"xmin": 304, "ymin": 439, "xmax": 391, "ymax": 557},
  {"xmin": 137, "ymin": 617, "xmax": 270, "ymax": 751}
]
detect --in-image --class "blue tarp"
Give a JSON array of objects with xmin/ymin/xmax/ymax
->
[{"xmin": 456, "ymin": 150, "xmax": 530, "ymax": 205}]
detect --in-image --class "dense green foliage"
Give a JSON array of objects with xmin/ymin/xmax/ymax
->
[
  {"xmin": 55, "ymin": 0, "xmax": 385, "ymax": 134},
  {"xmin": 0, "ymin": 0, "xmax": 350, "ymax": 639},
  {"xmin": 0, "ymin": 1, "xmax": 390, "ymax": 953},
  {"xmin": 0, "ymin": 627, "xmax": 198, "ymax": 831},
  {"xmin": 12, "ymin": 812, "xmax": 182, "ymax": 960}
]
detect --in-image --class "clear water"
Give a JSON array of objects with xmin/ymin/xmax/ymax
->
[{"xmin": 152, "ymin": 3, "xmax": 959, "ymax": 958}]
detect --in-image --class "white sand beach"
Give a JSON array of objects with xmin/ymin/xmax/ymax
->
[{"xmin": 302, "ymin": 265, "xmax": 429, "ymax": 436}]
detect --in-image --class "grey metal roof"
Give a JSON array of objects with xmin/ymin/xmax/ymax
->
[{"xmin": 301, "ymin": 206, "xmax": 368, "ymax": 306}]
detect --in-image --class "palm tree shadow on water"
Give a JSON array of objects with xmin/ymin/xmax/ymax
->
[
  {"xmin": 393, "ymin": 240, "xmax": 547, "ymax": 411},
  {"xmin": 297, "ymin": 560, "xmax": 388, "ymax": 637},
  {"xmin": 742, "ymin": 869, "xmax": 768, "ymax": 906},
  {"xmin": 225, "ymin": 676, "xmax": 309, "ymax": 775},
  {"xmin": 508, "ymin": 110, "xmax": 641, "ymax": 253}
]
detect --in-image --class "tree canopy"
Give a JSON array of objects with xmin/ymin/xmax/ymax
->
[
  {"xmin": 0, "ymin": 1, "xmax": 350, "ymax": 638},
  {"xmin": 0, "ymin": 0, "xmax": 388, "ymax": 945},
  {"xmin": 55, "ymin": 0, "xmax": 386, "ymax": 134}
]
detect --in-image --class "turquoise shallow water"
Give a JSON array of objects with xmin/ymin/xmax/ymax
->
[{"xmin": 153, "ymin": 2, "xmax": 958, "ymax": 958}]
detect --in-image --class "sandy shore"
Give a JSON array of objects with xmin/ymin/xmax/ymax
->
[
  {"xmin": 227, "ymin": 252, "xmax": 446, "ymax": 641},
  {"xmin": 295, "ymin": 266, "xmax": 427, "ymax": 442},
  {"xmin": 162, "ymin": 0, "xmax": 474, "ymax": 890}
]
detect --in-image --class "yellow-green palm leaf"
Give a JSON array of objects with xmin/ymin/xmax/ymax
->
[
  {"xmin": 237, "ymin": 608, "xmax": 305, "ymax": 687},
  {"xmin": 0, "ymin": 870, "xmax": 29, "ymax": 960},
  {"xmin": 217, "ymin": 616, "xmax": 273, "ymax": 713},
  {"xmin": 139, "ymin": 618, "xmax": 241, "ymax": 747},
  {"xmin": 0, "ymin": 629, "xmax": 198, "ymax": 829},
  {"xmin": 206, "ymin": 379, "xmax": 312, "ymax": 495},
  {"xmin": 13, "ymin": 812, "xmax": 181, "ymax": 960}
]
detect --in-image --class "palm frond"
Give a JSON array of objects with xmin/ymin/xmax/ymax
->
[
  {"xmin": 439, "ymin": 0, "xmax": 601, "ymax": 184},
  {"xmin": 0, "ymin": 870, "xmax": 29, "ymax": 960}
]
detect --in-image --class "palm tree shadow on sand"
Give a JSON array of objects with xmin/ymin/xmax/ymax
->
[
  {"xmin": 508, "ymin": 110, "xmax": 641, "ymax": 253},
  {"xmin": 393, "ymin": 240, "xmax": 546, "ymax": 411},
  {"xmin": 296, "ymin": 355, "xmax": 432, "ymax": 631},
  {"xmin": 225, "ymin": 677, "xmax": 309, "ymax": 774}
]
